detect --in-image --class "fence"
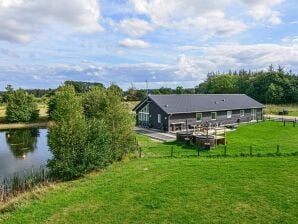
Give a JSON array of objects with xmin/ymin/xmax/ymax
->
[
  {"xmin": 265, "ymin": 116, "xmax": 297, "ymax": 127},
  {"xmin": 136, "ymin": 144, "xmax": 298, "ymax": 159}
]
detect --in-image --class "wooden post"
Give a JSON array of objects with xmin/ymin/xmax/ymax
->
[
  {"xmin": 276, "ymin": 145, "xmax": 280, "ymax": 154},
  {"xmin": 215, "ymin": 129, "xmax": 217, "ymax": 148},
  {"xmin": 139, "ymin": 146, "xmax": 142, "ymax": 158},
  {"xmin": 250, "ymin": 145, "xmax": 252, "ymax": 156},
  {"xmin": 224, "ymin": 145, "xmax": 227, "ymax": 157},
  {"xmin": 171, "ymin": 146, "xmax": 174, "ymax": 157},
  {"xmin": 224, "ymin": 127, "xmax": 227, "ymax": 145}
]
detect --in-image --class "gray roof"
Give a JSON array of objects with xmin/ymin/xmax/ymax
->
[{"xmin": 141, "ymin": 94, "xmax": 264, "ymax": 114}]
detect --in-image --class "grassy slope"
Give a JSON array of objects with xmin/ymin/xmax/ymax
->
[
  {"xmin": 138, "ymin": 121, "xmax": 298, "ymax": 158},
  {"xmin": 1, "ymin": 122, "xmax": 297, "ymax": 223},
  {"xmin": 1, "ymin": 157, "xmax": 297, "ymax": 224}
]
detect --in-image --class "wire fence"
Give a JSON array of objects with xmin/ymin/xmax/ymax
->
[{"xmin": 137, "ymin": 144, "xmax": 298, "ymax": 159}]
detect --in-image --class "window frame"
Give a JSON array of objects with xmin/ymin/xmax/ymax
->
[
  {"xmin": 196, "ymin": 112, "xmax": 202, "ymax": 122},
  {"xmin": 157, "ymin": 114, "xmax": 161, "ymax": 123},
  {"xmin": 211, "ymin": 112, "xmax": 217, "ymax": 120},
  {"xmin": 240, "ymin": 110, "xmax": 245, "ymax": 117},
  {"xmin": 138, "ymin": 104, "xmax": 149, "ymax": 122},
  {"xmin": 227, "ymin": 111, "xmax": 232, "ymax": 119}
]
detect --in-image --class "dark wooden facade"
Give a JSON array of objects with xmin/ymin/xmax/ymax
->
[{"xmin": 135, "ymin": 99, "xmax": 263, "ymax": 132}]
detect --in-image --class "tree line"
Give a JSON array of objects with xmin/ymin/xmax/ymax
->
[
  {"xmin": 125, "ymin": 66, "xmax": 298, "ymax": 104},
  {"xmin": 2, "ymin": 83, "xmax": 137, "ymax": 180}
]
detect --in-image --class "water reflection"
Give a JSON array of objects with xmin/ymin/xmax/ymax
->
[
  {"xmin": 5, "ymin": 129, "xmax": 39, "ymax": 159},
  {"xmin": 0, "ymin": 128, "xmax": 51, "ymax": 181}
]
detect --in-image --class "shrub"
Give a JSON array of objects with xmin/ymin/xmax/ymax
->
[
  {"xmin": 48, "ymin": 84, "xmax": 137, "ymax": 181},
  {"xmin": 6, "ymin": 87, "xmax": 39, "ymax": 122}
]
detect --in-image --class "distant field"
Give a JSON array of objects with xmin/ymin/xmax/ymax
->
[
  {"xmin": 265, "ymin": 104, "xmax": 298, "ymax": 116},
  {"xmin": 137, "ymin": 121, "xmax": 298, "ymax": 158}
]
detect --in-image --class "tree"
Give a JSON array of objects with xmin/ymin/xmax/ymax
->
[
  {"xmin": 159, "ymin": 87, "xmax": 172, "ymax": 94},
  {"xmin": 136, "ymin": 89, "xmax": 147, "ymax": 100},
  {"xmin": 48, "ymin": 84, "xmax": 137, "ymax": 180},
  {"xmin": 48, "ymin": 85, "xmax": 83, "ymax": 121},
  {"xmin": 83, "ymin": 86, "xmax": 108, "ymax": 119},
  {"xmin": 126, "ymin": 87, "xmax": 139, "ymax": 101},
  {"xmin": 105, "ymin": 86, "xmax": 136, "ymax": 161},
  {"xmin": 175, "ymin": 86, "xmax": 184, "ymax": 94},
  {"xmin": 6, "ymin": 86, "xmax": 39, "ymax": 122},
  {"xmin": 265, "ymin": 83, "xmax": 284, "ymax": 104},
  {"xmin": 47, "ymin": 85, "xmax": 88, "ymax": 180}
]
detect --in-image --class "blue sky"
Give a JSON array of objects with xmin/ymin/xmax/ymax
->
[{"xmin": 0, "ymin": 0, "xmax": 297, "ymax": 90}]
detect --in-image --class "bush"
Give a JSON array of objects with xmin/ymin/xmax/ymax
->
[
  {"xmin": 6, "ymin": 87, "xmax": 39, "ymax": 122},
  {"xmin": 47, "ymin": 84, "xmax": 137, "ymax": 181}
]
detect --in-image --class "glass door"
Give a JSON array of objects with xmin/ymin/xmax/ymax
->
[{"xmin": 251, "ymin": 109, "xmax": 257, "ymax": 120}]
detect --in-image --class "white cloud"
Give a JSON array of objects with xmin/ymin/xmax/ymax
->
[
  {"xmin": 175, "ymin": 11, "xmax": 248, "ymax": 38},
  {"xmin": 119, "ymin": 38, "xmax": 150, "ymax": 48},
  {"xmin": 118, "ymin": 18, "xmax": 154, "ymax": 36},
  {"xmin": 128, "ymin": 0, "xmax": 283, "ymax": 38},
  {"xmin": 0, "ymin": 0, "xmax": 102, "ymax": 43},
  {"xmin": 175, "ymin": 43, "xmax": 298, "ymax": 76},
  {"xmin": 240, "ymin": 0, "xmax": 283, "ymax": 25}
]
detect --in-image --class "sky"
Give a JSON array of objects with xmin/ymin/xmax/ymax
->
[{"xmin": 0, "ymin": 0, "xmax": 297, "ymax": 90}]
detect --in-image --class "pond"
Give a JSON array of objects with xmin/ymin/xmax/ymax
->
[{"xmin": 0, "ymin": 128, "xmax": 51, "ymax": 181}]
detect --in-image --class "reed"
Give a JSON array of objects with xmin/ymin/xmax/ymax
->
[{"xmin": 0, "ymin": 166, "xmax": 51, "ymax": 202}]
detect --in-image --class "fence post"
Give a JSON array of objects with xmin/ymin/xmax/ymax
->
[
  {"xmin": 250, "ymin": 145, "xmax": 252, "ymax": 156},
  {"xmin": 138, "ymin": 146, "xmax": 142, "ymax": 158},
  {"xmin": 293, "ymin": 121, "xmax": 295, "ymax": 127},
  {"xmin": 224, "ymin": 145, "xmax": 227, "ymax": 157},
  {"xmin": 171, "ymin": 146, "xmax": 174, "ymax": 157},
  {"xmin": 276, "ymin": 145, "xmax": 280, "ymax": 154},
  {"xmin": 197, "ymin": 146, "xmax": 200, "ymax": 157}
]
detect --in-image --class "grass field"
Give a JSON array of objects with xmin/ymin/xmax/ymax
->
[
  {"xmin": 0, "ymin": 119, "xmax": 297, "ymax": 223},
  {"xmin": 1, "ymin": 157, "xmax": 297, "ymax": 224},
  {"xmin": 138, "ymin": 121, "xmax": 298, "ymax": 158},
  {"xmin": 265, "ymin": 104, "xmax": 298, "ymax": 116}
]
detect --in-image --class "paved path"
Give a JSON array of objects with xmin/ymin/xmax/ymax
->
[
  {"xmin": 135, "ymin": 127, "xmax": 176, "ymax": 142},
  {"xmin": 265, "ymin": 114, "xmax": 298, "ymax": 122}
]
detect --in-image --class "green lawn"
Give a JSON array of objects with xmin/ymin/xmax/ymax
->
[
  {"xmin": 1, "ymin": 121, "xmax": 298, "ymax": 223},
  {"xmin": 1, "ymin": 157, "xmax": 297, "ymax": 224},
  {"xmin": 138, "ymin": 121, "xmax": 298, "ymax": 158}
]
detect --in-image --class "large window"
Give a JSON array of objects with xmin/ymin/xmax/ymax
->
[
  {"xmin": 211, "ymin": 112, "xmax": 217, "ymax": 120},
  {"xmin": 227, "ymin": 111, "xmax": 232, "ymax": 119},
  {"xmin": 158, "ymin": 114, "xmax": 161, "ymax": 123},
  {"xmin": 196, "ymin": 113, "xmax": 202, "ymax": 122},
  {"xmin": 251, "ymin": 108, "xmax": 257, "ymax": 120},
  {"xmin": 240, "ymin": 110, "xmax": 245, "ymax": 117},
  {"xmin": 138, "ymin": 104, "xmax": 149, "ymax": 122}
]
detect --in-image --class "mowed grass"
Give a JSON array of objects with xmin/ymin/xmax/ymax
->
[
  {"xmin": 138, "ymin": 121, "xmax": 298, "ymax": 158},
  {"xmin": 265, "ymin": 104, "xmax": 298, "ymax": 116},
  {"xmin": 1, "ymin": 157, "xmax": 297, "ymax": 224}
]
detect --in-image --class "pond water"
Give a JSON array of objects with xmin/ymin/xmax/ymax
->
[{"xmin": 0, "ymin": 128, "xmax": 51, "ymax": 181}]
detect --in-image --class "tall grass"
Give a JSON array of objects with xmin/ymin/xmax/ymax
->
[
  {"xmin": 265, "ymin": 104, "xmax": 298, "ymax": 116},
  {"xmin": 0, "ymin": 166, "xmax": 51, "ymax": 202}
]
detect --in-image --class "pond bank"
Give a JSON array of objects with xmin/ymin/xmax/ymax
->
[{"xmin": 0, "ymin": 121, "xmax": 49, "ymax": 130}]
